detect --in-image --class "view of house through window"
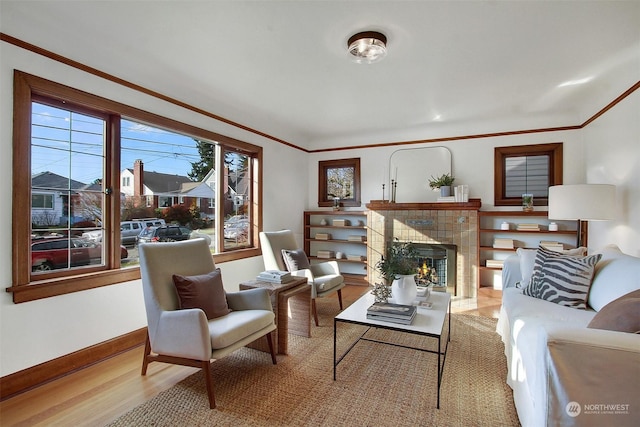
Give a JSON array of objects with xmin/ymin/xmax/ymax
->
[
  {"xmin": 31, "ymin": 102, "xmax": 107, "ymax": 273},
  {"xmin": 28, "ymin": 104, "xmax": 253, "ymax": 275}
]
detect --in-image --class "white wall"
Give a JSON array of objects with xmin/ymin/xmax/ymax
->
[
  {"xmin": 0, "ymin": 43, "xmax": 307, "ymax": 376},
  {"xmin": 308, "ymin": 131, "xmax": 585, "ymax": 212},
  {"xmin": 583, "ymin": 90, "xmax": 640, "ymax": 256}
]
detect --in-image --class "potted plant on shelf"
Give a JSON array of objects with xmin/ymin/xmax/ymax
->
[
  {"xmin": 375, "ymin": 239, "xmax": 419, "ymax": 305},
  {"xmin": 428, "ymin": 173, "xmax": 455, "ymax": 197}
]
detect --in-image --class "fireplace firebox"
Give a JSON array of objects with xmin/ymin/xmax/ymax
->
[{"xmin": 389, "ymin": 242, "xmax": 457, "ymax": 295}]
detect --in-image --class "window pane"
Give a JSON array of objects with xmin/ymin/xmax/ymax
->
[
  {"xmin": 326, "ymin": 166, "xmax": 355, "ymax": 200},
  {"xmin": 223, "ymin": 152, "xmax": 251, "ymax": 250},
  {"xmin": 505, "ymin": 155, "xmax": 549, "ymax": 198},
  {"xmin": 31, "ymin": 102, "xmax": 106, "ymax": 274},
  {"xmin": 120, "ymin": 121, "xmax": 216, "ymax": 262}
]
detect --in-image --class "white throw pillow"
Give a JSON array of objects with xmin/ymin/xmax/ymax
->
[
  {"xmin": 516, "ymin": 248, "xmax": 537, "ymax": 287},
  {"xmin": 588, "ymin": 245, "xmax": 640, "ymax": 311}
]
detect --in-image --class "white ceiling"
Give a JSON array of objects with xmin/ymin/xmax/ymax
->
[{"xmin": 2, "ymin": 1, "xmax": 639, "ymax": 150}]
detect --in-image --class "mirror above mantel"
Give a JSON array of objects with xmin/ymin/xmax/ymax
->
[{"xmin": 388, "ymin": 146, "xmax": 452, "ymax": 203}]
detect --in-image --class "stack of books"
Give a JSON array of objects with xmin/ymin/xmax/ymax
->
[
  {"xmin": 346, "ymin": 254, "xmax": 365, "ymax": 261},
  {"xmin": 316, "ymin": 250, "xmax": 335, "ymax": 259},
  {"xmin": 257, "ymin": 270, "xmax": 292, "ymax": 283},
  {"xmin": 437, "ymin": 196, "xmax": 456, "ymax": 203},
  {"xmin": 540, "ymin": 241, "xmax": 564, "ymax": 252},
  {"xmin": 347, "ymin": 235, "xmax": 365, "ymax": 242},
  {"xmin": 517, "ymin": 223, "xmax": 540, "ymax": 231},
  {"xmin": 332, "ymin": 219, "xmax": 350, "ymax": 227},
  {"xmin": 315, "ymin": 232, "xmax": 331, "ymax": 240},
  {"xmin": 493, "ymin": 238, "xmax": 514, "ymax": 249},
  {"xmin": 486, "ymin": 259, "xmax": 505, "ymax": 269},
  {"xmin": 366, "ymin": 302, "xmax": 417, "ymax": 325}
]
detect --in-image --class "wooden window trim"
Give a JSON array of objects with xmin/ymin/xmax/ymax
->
[
  {"xmin": 9, "ymin": 70, "xmax": 263, "ymax": 303},
  {"xmin": 317, "ymin": 158, "xmax": 361, "ymax": 208},
  {"xmin": 494, "ymin": 143, "xmax": 563, "ymax": 207}
]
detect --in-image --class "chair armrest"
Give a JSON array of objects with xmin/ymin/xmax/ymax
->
[
  {"xmin": 152, "ymin": 308, "xmax": 211, "ymax": 361},
  {"xmin": 309, "ymin": 261, "xmax": 340, "ymax": 276},
  {"xmin": 291, "ymin": 268, "xmax": 314, "ymax": 282},
  {"xmin": 544, "ymin": 326, "xmax": 640, "ymax": 423},
  {"xmin": 226, "ymin": 287, "xmax": 273, "ymax": 311}
]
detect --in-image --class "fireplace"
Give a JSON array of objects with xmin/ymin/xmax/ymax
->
[
  {"xmin": 387, "ymin": 241, "xmax": 457, "ymax": 293},
  {"xmin": 366, "ymin": 200, "xmax": 481, "ymax": 298}
]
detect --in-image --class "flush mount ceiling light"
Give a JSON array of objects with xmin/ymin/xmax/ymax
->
[{"xmin": 347, "ymin": 31, "xmax": 387, "ymax": 64}]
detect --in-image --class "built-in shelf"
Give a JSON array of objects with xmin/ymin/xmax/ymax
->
[
  {"xmin": 478, "ymin": 210, "xmax": 580, "ymax": 288},
  {"xmin": 304, "ymin": 210, "xmax": 368, "ymax": 286}
]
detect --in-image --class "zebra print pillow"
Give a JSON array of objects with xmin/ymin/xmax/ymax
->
[{"xmin": 523, "ymin": 246, "xmax": 602, "ymax": 309}]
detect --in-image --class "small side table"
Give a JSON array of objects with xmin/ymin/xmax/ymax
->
[{"xmin": 239, "ymin": 277, "xmax": 311, "ymax": 354}]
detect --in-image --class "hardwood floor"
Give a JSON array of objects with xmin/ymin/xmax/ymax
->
[{"xmin": 0, "ymin": 285, "xmax": 502, "ymax": 426}]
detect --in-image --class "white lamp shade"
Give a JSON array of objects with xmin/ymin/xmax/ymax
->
[{"xmin": 548, "ymin": 184, "xmax": 615, "ymax": 221}]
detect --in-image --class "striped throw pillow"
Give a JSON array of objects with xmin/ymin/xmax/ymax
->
[{"xmin": 523, "ymin": 245, "xmax": 602, "ymax": 309}]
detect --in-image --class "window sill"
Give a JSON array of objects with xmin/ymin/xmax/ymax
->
[{"xmin": 7, "ymin": 248, "xmax": 262, "ymax": 303}]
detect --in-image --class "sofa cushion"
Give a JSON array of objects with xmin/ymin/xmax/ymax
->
[
  {"xmin": 587, "ymin": 289, "xmax": 640, "ymax": 333},
  {"xmin": 173, "ymin": 268, "xmax": 231, "ymax": 319},
  {"xmin": 281, "ymin": 248, "xmax": 311, "ymax": 271},
  {"xmin": 588, "ymin": 244, "xmax": 640, "ymax": 311},
  {"xmin": 523, "ymin": 245, "xmax": 601, "ymax": 309}
]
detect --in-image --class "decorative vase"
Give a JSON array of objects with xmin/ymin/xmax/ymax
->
[
  {"xmin": 392, "ymin": 274, "xmax": 417, "ymax": 305},
  {"xmin": 440, "ymin": 186, "xmax": 451, "ymax": 197}
]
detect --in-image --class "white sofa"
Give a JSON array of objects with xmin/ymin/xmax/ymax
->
[{"xmin": 497, "ymin": 245, "xmax": 640, "ymax": 427}]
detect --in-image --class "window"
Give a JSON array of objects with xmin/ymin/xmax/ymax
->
[
  {"xmin": 318, "ymin": 158, "xmax": 361, "ymax": 208},
  {"xmin": 494, "ymin": 143, "xmax": 563, "ymax": 207},
  {"xmin": 10, "ymin": 71, "xmax": 262, "ymax": 303}
]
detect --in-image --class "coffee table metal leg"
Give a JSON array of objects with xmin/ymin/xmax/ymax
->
[{"xmin": 333, "ymin": 319, "xmax": 337, "ymax": 380}]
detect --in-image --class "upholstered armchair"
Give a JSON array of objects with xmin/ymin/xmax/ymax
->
[
  {"xmin": 259, "ymin": 230, "xmax": 345, "ymax": 326},
  {"xmin": 139, "ymin": 238, "xmax": 277, "ymax": 409}
]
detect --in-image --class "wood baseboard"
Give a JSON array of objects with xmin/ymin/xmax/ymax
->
[{"xmin": 0, "ymin": 327, "xmax": 147, "ymax": 401}]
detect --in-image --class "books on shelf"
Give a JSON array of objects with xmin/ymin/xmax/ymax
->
[
  {"xmin": 315, "ymin": 232, "xmax": 331, "ymax": 240},
  {"xmin": 316, "ymin": 250, "xmax": 335, "ymax": 259},
  {"xmin": 346, "ymin": 254, "xmax": 365, "ymax": 261},
  {"xmin": 493, "ymin": 238, "xmax": 514, "ymax": 249},
  {"xmin": 437, "ymin": 196, "xmax": 456, "ymax": 203},
  {"xmin": 517, "ymin": 223, "xmax": 540, "ymax": 231},
  {"xmin": 540, "ymin": 241, "xmax": 564, "ymax": 252},
  {"xmin": 332, "ymin": 219, "xmax": 350, "ymax": 227},
  {"xmin": 257, "ymin": 270, "xmax": 292, "ymax": 283},
  {"xmin": 486, "ymin": 259, "xmax": 505, "ymax": 269},
  {"xmin": 347, "ymin": 235, "xmax": 365, "ymax": 242}
]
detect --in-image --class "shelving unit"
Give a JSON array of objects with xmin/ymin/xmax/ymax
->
[
  {"xmin": 478, "ymin": 210, "xmax": 579, "ymax": 288},
  {"xmin": 304, "ymin": 210, "xmax": 368, "ymax": 286}
]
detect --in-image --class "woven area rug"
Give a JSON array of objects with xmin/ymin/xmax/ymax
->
[{"xmin": 108, "ymin": 301, "xmax": 519, "ymax": 426}]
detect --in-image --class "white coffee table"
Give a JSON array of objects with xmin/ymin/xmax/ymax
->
[{"xmin": 333, "ymin": 291, "xmax": 451, "ymax": 408}]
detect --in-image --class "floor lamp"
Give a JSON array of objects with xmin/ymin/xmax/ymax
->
[{"xmin": 548, "ymin": 184, "xmax": 615, "ymax": 248}]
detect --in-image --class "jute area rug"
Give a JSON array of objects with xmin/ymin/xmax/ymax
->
[{"xmin": 109, "ymin": 301, "xmax": 520, "ymax": 427}]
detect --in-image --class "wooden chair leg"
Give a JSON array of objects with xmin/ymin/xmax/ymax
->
[
  {"xmin": 337, "ymin": 289, "xmax": 344, "ymax": 310},
  {"xmin": 266, "ymin": 332, "xmax": 277, "ymax": 364},
  {"xmin": 141, "ymin": 333, "xmax": 151, "ymax": 375},
  {"xmin": 312, "ymin": 298, "xmax": 319, "ymax": 326},
  {"xmin": 202, "ymin": 361, "xmax": 216, "ymax": 409}
]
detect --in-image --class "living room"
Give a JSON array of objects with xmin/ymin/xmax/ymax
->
[{"xmin": 1, "ymin": 1, "xmax": 639, "ymax": 426}]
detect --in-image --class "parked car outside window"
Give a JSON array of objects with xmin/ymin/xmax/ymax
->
[
  {"xmin": 31, "ymin": 237, "xmax": 128, "ymax": 272},
  {"xmin": 137, "ymin": 225, "xmax": 192, "ymax": 243},
  {"xmin": 223, "ymin": 219, "xmax": 249, "ymax": 240}
]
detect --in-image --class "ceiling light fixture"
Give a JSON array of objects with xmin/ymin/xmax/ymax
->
[{"xmin": 347, "ymin": 31, "xmax": 387, "ymax": 64}]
